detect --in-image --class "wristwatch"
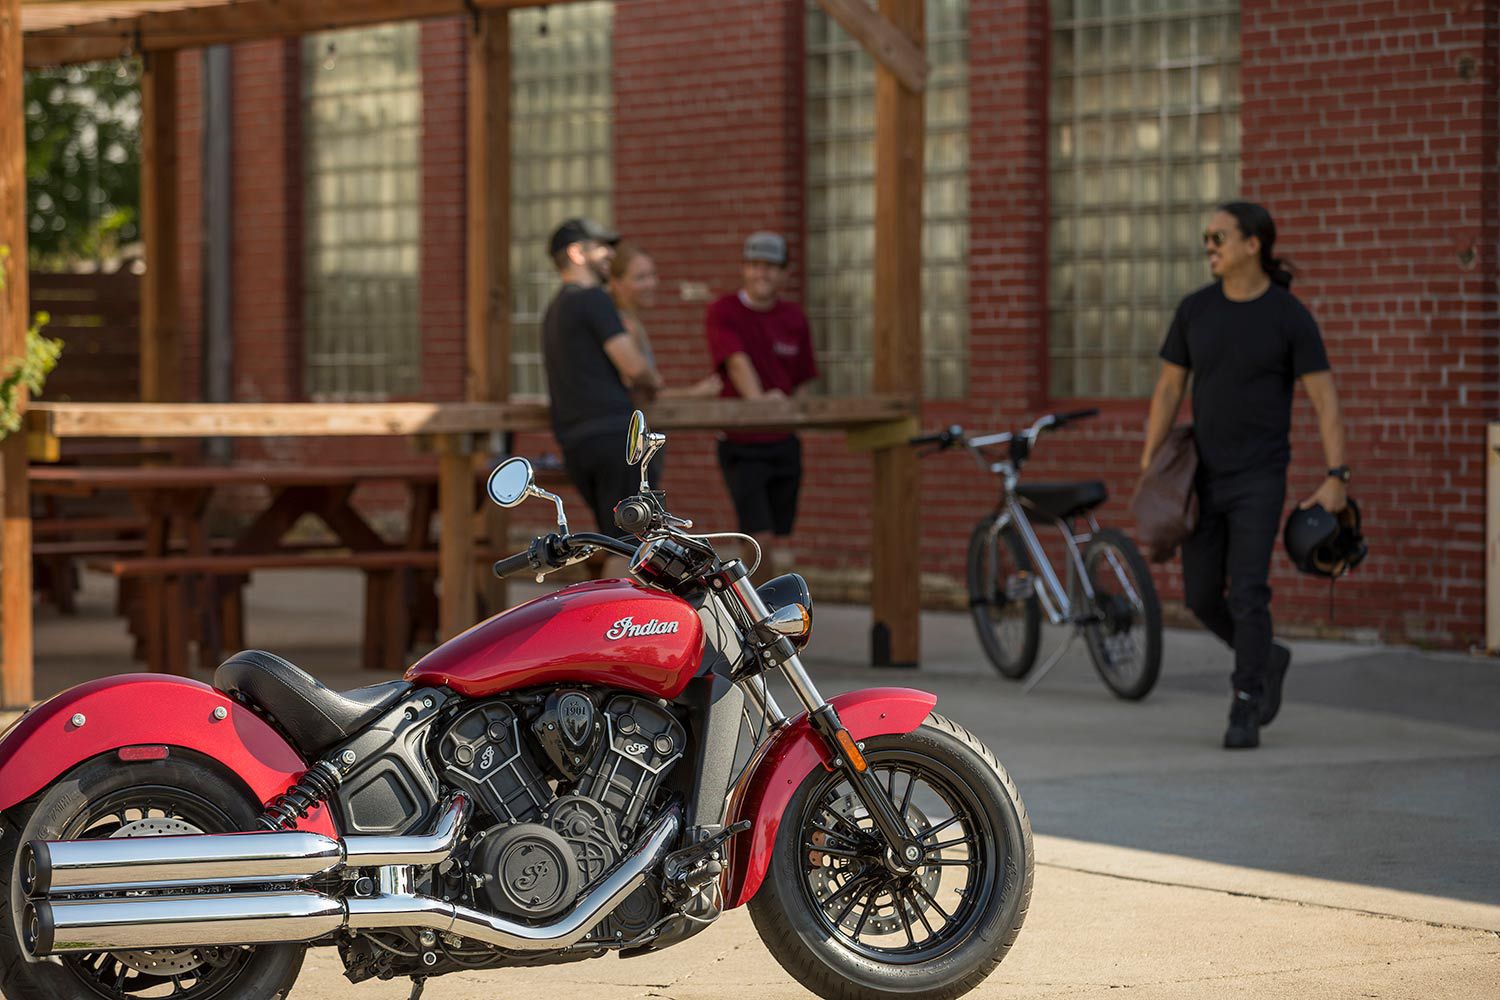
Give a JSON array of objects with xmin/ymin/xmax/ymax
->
[{"xmin": 1327, "ymin": 465, "xmax": 1352, "ymax": 483}]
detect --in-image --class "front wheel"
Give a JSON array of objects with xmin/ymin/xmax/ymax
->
[
  {"xmin": 748, "ymin": 714, "xmax": 1033, "ymax": 1000},
  {"xmin": 966, "ymin": 517, "xmax": 1042, "ymax": 679},
  {"xmin": 1, "ymin": 753, "xmax": 306, "ymax": 1000},
  {"xmin": 1079, "ymin": 527, "xmax": 1163, "ymax": 700}
]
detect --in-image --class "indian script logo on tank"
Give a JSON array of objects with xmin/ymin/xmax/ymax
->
[{"xmin": 605, "ymin": 616, "xmax": 681, "ymax": 641}]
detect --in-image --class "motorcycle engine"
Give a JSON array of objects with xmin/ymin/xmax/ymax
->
[{"xmin": 438, "ymin": 691, "xmax": 686, "ymax": 934}]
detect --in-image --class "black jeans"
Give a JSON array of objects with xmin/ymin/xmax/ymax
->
[{"xmin": 1181, "ymin": 467, "xmax": 1286, "ymax": 698}]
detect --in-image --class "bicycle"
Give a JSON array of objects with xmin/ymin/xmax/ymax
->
[{"xmin": 912, "ymin": 409, "xmax": 1163, "ymax": 699}]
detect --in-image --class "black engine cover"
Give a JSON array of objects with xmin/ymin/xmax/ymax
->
[
  {"xmin": 472, "ymin": 823, "xmax": 582, "ymax": 920},
  {"xmin": 531, "ymin": 689, "xmax": 603, "ymax": 781},
  {"xmin": 575, "ymin": 695, "xmax": 686, "ymax": 838},
  {"xmin": 439, "ymin": 702, "xmax": 553, "ymax": 824}
]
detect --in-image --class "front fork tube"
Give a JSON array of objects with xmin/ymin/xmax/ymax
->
[{"xmin": 721, "ymin": 564, "xmax": 923, "ymax": 874}]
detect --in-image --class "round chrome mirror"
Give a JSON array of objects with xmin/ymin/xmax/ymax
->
[
  {"xmin": 486, "ymin": 457, "xmax": 535, "ymax": 508},
  {"xmin": 626, "ymin": 409, "xmax": 648, "ymax": 465}
]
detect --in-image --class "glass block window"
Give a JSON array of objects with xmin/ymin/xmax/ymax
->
[
  {"xmin": 1049, "ymin": 0, "xmax": 1240, "ymax": 398},
  {"xmin": 805, "ymin": 0, "xmax": 969, "ymax": 399},
  {"xmin": 302, "ymin": 24, "xmax": 422, "ymax": 399},
  {"xmin": 510, "ymin": 3, "xmax": 614, "ymax": 397}
]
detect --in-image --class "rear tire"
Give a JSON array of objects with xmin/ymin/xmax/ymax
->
[
  {"xmin": 967, "ymin": 517, "xmax": 1042, "ymax": 679},
  {"xmin": 1079, "ymin": 527, "xmax": 1163, "ymax": 700},
  {"xmin": 1, "ymin": 753, "xmax": 306, "ymax": 1000},
  {"xmin": 748, "ymin": 714, "xmax": 1033, "ymax": 1000}
]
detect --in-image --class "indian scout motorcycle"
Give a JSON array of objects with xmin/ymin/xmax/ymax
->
[{"xmin": 0, "ymin": 412, "xmax": 1032, "ymax": 1000}]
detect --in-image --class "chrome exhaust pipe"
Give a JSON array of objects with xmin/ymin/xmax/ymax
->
[
  {"xmin": 24, "ymin": 794, "xmax": 470, "ymax": 896},
  {"xmin": 347, "ymin": 801, "xmax": 682, "ymax": 950},
  {"xmin": 26, "ymin": 803, "xmax": 682, "ymax": 957}
]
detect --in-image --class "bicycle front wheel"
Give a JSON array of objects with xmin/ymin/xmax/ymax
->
[
  {"xmin": 1079, "ymin": 527, "xmax": 1162, "ymax": 700},
  {"xmin": 966, "ymin": 517, "xmax": 1041, "ymax": 679}
]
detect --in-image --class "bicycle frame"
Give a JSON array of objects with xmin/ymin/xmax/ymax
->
[{"xmin": 983, "ymin": 496, "xmax": 1101, "ymax": 627}]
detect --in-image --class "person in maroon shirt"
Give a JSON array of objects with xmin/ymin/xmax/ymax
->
[{"xmin": 705, "ymin": 232, "xmax": 818, "ymax": 576}]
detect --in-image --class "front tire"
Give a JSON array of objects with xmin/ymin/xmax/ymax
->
[
  {"xmin": 1079, "ymin": 527, "xmax": 1163, "ymax": 700},
  {"xmin": 748, "ymin": 714, "xmax": 1033, "ymax": 1000},
  {"xmin": 1, "ymin": 753, "xmax": 306, "ymax": 1000},
  {"xmin": 967, "ymin": 517, "xmax": 1042, "ymax": 679}
]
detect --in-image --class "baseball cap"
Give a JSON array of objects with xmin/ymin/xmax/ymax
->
[
  {"xmin": 548, "ymin": 217, "xmax": 620, "ymax": 257},
  {"xmin": 743, "ymin": 231, "xmax": 788, "ymax": 266}
]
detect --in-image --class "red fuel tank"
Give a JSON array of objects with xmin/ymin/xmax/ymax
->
[{"xmin": 406, "ymin": 580, "xmax": 706, "ymax": 700}]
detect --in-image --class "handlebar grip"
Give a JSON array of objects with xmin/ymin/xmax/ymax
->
[
  {"xmin": 909, "ymin": 425, "xmax": 963, "ymax": 448},
  {"xmin": 492, "ymin": 550, "xmax": 535, "ymax": 580},
  {"xmin": 1054, "ymin": 407, "xmax": 1100, "ymax": 424}
]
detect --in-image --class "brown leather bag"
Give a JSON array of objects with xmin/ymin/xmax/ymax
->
[{"xmin": 1129, "ymin": 425, "xmax": 1199, "ymax": 563}]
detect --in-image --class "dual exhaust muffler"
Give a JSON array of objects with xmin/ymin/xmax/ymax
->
[{"xmin": 22, "ymin": 794, "xmax": 683, "ymax": 959}]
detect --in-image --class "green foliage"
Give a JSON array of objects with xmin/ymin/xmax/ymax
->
[
  {"xmin": 24, "ymin": 59, "xmax": 141, "ymax": 267},
  {"xmin": 0, "ymin": 246, "xmax": 65, "ymax": 439}
]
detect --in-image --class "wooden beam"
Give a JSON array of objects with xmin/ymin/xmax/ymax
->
[
  {"xmin": 467, "ymin": 7, "xmax": 511, "ymax": 615},
  {"xmin": 25, "ymin": 397, "xmax": 915, "ymax": 439},
  {"xmin": 814, "ymin": 0, "xmax": 928, "ymax": 93},
  {"xmin": 1, "ymin": 0, "xmax": 32, "ymax": 706},
  {"xmin": 438, "ymin": 434, "xmax": 477, "ymax": 639},
  {"xmin": 22, "ymin": 0, "xmax": 555, "ymax": 68},
  {"xmin": 27, "ymin": 402, "xmax": 550, "ymax": 438},
  {"xmin": 140, "ymin": 49, "xmax": 181, "ymax": 403},
  {"xmin": 870, "ymin": 0, "xmax": 924, "ymax": 668}
]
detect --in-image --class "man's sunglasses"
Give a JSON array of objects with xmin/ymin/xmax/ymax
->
[{"xmin": 1202, "ymin": 229, "xmax": 1230, "ymax": 247}]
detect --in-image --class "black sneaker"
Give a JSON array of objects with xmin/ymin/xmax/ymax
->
[
  {"xmin": 1260, "ymin": 644, "xmax": 1292, "ymax": 727},
  {"xmin": 1224, "ymin": 690, "xmax": 1260, "ymax": 749}
]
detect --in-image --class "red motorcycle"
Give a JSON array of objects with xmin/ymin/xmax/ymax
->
[{"xmin": 0, "ymin": 412, "xmax": 1033, "ymax": 1000}]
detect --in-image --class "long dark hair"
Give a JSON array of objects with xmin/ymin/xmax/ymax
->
[{"xmin": 1217, "ymin": 200, "xmax": 1295, "ymax": 287}]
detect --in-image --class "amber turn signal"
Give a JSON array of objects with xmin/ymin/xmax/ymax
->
[{"xmin": 833, "ymin": 729, "xmax": 866, "ymax": 772}]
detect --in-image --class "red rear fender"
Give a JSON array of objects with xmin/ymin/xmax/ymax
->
[
  {"xmin": 720, "ymin": 687, "xmax": 937, "ymax": 908},
  {"xmin": 0, "ymin": 674, "xmax": 338, "ymax": 835}
]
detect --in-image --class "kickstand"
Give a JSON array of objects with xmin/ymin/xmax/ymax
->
[
  {"xmin": 1021, "ymin": 629, "xmax": 1078, "ymax": 695},
  {"xmin": 408, "ymin": 977, "xmax": 427, "ymax": 1000}
]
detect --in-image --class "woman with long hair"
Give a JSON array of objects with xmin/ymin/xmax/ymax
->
[{"xmin": 609, "ymin": 242, "xmax": 721, "ymax": 400}]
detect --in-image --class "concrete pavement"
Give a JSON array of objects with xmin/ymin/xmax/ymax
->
[{"xmin": 9, "ymin": 572, "xmax": 1500, "ymax": 998}]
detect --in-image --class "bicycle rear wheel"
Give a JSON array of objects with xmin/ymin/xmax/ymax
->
[
  {"xmin": 966, "ymin": 517, "xmax": 1041, "ymax": 679},
  {"xmin": 1079, "ymin": 527, "xmax": 1162, "ymax": 700}
]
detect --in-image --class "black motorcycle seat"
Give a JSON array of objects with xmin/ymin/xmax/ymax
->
[
  {"xmin": 1016, "ymin": 480, "xmax": 1109, "ymax": 521},
  {"xmin": 215, "ymin": 650, "xmax": 411, "ymax": 760}
]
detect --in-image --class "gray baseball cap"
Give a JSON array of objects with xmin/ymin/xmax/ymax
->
[{"xmin": 743, "ymin": 231, "xmax": 788, "ymax": 266}]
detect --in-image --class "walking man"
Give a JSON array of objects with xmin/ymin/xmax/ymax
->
[
  {"xmin": 541, "ymin": 217, "xmax": 660, "ymax": 575},
  {"xmin": 705, "ymin": 232, "xmax": 818, "ymax": 576},
  {"xmin": 1139, "ymin": 201, "xmax": 1349, "ymax": 749}
]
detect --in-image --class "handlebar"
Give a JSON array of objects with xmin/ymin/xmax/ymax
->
[
  {"xmin": 491, "ymin": 531, "xmax": 639, "ymax": 581},
  {"xmin": 909, "ymin": 425, "xmax": 963, "ymax": 448},
  {"xmin": 1050, "ymin": 407, "xmax": 1100, "ymax": 427}
]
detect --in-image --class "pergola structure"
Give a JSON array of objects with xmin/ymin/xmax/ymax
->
[{"xmin": 0, "ymin": 0, "xmax": 929, "ymax": 706}]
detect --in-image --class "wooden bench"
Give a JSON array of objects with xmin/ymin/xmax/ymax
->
[{"xmin": 93, "ymin": 548, "xmax": 506, "ymax": 674}]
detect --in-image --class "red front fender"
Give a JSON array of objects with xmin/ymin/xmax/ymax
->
[
  {"xmin": 0, "ymin": 674, "xmax": 338, "ymax": 835},
  {"xmin": 720, "ymin": 686, "xmax": 937, "ymax": 908}
]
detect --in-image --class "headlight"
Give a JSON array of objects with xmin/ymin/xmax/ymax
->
[{"xmin": 756, "ymin": 573, "xmax": 813, "ymax": 649}]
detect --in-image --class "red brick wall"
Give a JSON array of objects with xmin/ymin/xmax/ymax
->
[
  {"xmin": 1233, "ymin": 0, "xmax": 1499, "ymax": 645},
  {"xmin": 169, "ymin": 0, "xmax": 1496, "ymax": 647}
]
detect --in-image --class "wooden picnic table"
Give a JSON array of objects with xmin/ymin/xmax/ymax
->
[{"xmin": 30, "ymin": 463, "xmax": 456, "ymax": 673}]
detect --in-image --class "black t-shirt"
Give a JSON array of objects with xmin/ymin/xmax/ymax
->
[
  {"xmin": 541, "ymin": 283, "xmax": 632, "ymax": 448},
  {"xmin": 1160, "ymin": 282, "xmax": 1330, "ymax": 476}
]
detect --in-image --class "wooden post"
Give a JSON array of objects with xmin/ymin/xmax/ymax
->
[
  {"xmin": 869, "ymin": 0, "xmax": 924, "ymax": 668},
  {"xmin": 468, "ymin": 8, "xmax": 512, "ymax": 616},
  {"xmin": 140, "ymin": 51, "xmax": 181, "ymax": 403},
  {"xmin": 0, "ymin": 0, "xmax": 32, "ymax": 706},
  {"xmin": 439, "ymin": 434, "xmax": 477, "ymax": 639},
  {"xmin": 1488, "ymin": 423, "xmax": 1500, "ymax": 654}
]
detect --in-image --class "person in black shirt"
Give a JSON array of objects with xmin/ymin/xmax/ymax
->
[
  {"xmin": 541, "ymin": 218, "xmax": 661, "ymax": 576},
  {"xmin": 1139, "ymin": 201, "xmax": 1349, "ymax": 750}
]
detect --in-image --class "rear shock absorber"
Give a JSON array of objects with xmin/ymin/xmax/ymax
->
[{"xmin": 258, "ymin": 759, "xmax": 342, "ymax": 830}]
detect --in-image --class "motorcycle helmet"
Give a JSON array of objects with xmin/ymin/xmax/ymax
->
[{"xmin": 1283, "ymin": 498, "xmax": 1367, "ymax": 578}]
